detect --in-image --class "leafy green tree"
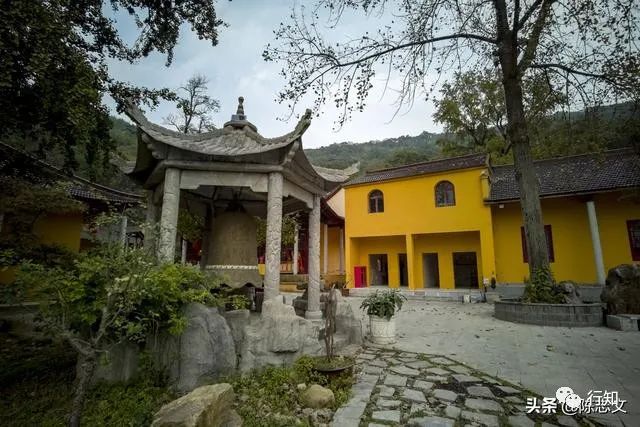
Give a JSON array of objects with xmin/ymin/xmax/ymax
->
[
  {"xmin": 0, "ymin": 0, "xmax": 224, "ymax": 177},
  {"xmin": 264, "ymin": 0, "xmax": 639, "ymax": 285},
  {"xmin": 164, "ymin": 75, "xmax": 221, "ymax": 134},
  {"xmin": 433, "ymin": 69, "xmax": 564, "ymax": 162},
  {"xmin": 13, "ymin": 244, "xmax": 233, "ymax": 427}
]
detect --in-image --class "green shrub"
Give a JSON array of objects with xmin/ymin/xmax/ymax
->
[
  {"xmin": 360, "ymin": 289, "xmax": 407, "ymax": 319},
  {"xmin": 522, "ymin": 267, "xmax": 564, "ymax": 303}
]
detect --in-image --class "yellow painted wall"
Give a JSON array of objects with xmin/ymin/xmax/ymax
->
[
  {"xmin": 413, "ymin": 231, "xmax": 482, "ymax": 289},
  {"xmin": 344, "ymin": 167, "xmax": 496, "ymax": 287},
  {"xmin": 323, "ymin": 226, "xmax": 342, "ymax": 274},
  {"xmin": 492, "ymin": 192, "xmax": 640, "ymax": 284},
  {"xmin": 350, "ymin": 235, "xmax": 406, "ymax": 287},
  {"xmin": 591, "ymin": 192, "xmax": 640, "ymax": 271},
  {"xmin": 0, "ymin": 213, "xmax": 83, "ymax": 284}
]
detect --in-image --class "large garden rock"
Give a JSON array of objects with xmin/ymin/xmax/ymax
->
[
  {"xmin": 601, "ymin": 264, "xmax": 640, "ymax": 314},
  {"xmin": 301, "ymin": 384, "xmax": 335, "ymax": 409},
  {"xmin": 151, "ymin": 383, "xmax": 241, "ymax": 427},
  {"xmin": 151, "ymin": 303, "xmax": 237, "ymax": 392}
]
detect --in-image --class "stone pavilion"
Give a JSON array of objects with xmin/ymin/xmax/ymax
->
[{"xmin": 125, "ymin": 97, "xmax": 356, "ymax": 318}]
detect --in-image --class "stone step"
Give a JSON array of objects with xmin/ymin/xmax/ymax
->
[{"xmin": 347, "ymin": 287, "xmax": 484, "ymax": 302}]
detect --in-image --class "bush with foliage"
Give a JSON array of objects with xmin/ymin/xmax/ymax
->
[
  {"xmin": 522, "ymin": 267, "xmax": 564, "ymax": 304},
  {"xmin": 228, "ymin": 356, "xmax": 353, "ymax": 427},
  {"xmin": 360, "ymin": 289, "xmax": 407, "ymax": 319},
  {"xmin": 12, "ymin": 243, "xmax": 239, "ymax": 426}
]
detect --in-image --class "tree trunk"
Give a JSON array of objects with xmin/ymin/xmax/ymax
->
[
  {"xmin": 500, "ymin": 35, "xmax": 551, "ymax": 279},
  {"xmin": 69, "ymin": 353, "xmax": 97, "ymax": 427}
]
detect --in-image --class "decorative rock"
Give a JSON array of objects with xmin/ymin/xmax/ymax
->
[
  {"xmin": 371, "ymin": 410, "xmax": 401, "ymax": 423},
  {"xmin": 557, "ymin": 416, "xmax": 580, "ymax": 427},
  {"xmin": 465, "ymin": 398, "xmax": 503, "ymax": 412},
  {"xmin": 426, "ymin": 367, "xmax": 450, "ymax": 376},
  {"xmin": 505, "ymin": 396, "xmax": 524, "ymax": 403},
  {"xmin": 466, "ymin": 386, "xmax": 495, "ymax": 398},
  {"xmin": 403, "ymin": 388, "xmax": 427, "ymax": 402},
  {"xmin": 377, "ymin": 398, "xmax": 401, "ymax": 408},
  {"xmin": 497, "ymin": 385, "xmax": 520, "ymax": 394},
  {"xmin": 413, "ymin": 380, "xmax": 435, "ymax": 391},
  {"xmin": 601, "ymin": 264, "xmax": 640, "ymax": 314},
  {"xmin": 302, "ymin": 384, "xmax": 335, "ymax": 409},
  {"xmin": 444, "ymin": 405, "xmax": 461, "ymax": 418},
  {"xmin": 508, "ymin": 415, "xmax": 535, "ymax": 427},
  {"xmin": 407, "ymin": 416, "xmax": 455, "ymax": 427},
  {"xmin": 461, "ymin": 410, "xmax": 500, "ymax": 427},
  {"xmin": 384, "ymin": 374, "xmax": 408, "ymax": 387},
  {"xmin": 377, "ymin": 385, "xmax": 395, "ymax": 397},
  {"xmin": 297, "ymin": 383, "xmax": 307, "ymax": 391},
  {"xmin": 390, "ymin": 365, "xmax": 420, "ymax": 376},
  {"xmin": 433, "ymin": 389, "xmax": 458, "ymax": 402},
  {"xmin": 151, "ymin": 303, "xmax": 236, "ymax": 392},
  {"xmin": 452, "ymin": 374, "xmax": 481, "ymax": 383},
  {"xmin": 151, "ymin": 383, "xmax": 237, "ymax": 427}
]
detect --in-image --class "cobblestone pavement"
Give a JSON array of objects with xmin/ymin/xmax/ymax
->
[
  {"xmin": 332, "ymin": 347, "xmax": 594, "ymax": 427},
  {"xmin": 342, "ymin": 299, "xmax": 640, "ymax": 427}
]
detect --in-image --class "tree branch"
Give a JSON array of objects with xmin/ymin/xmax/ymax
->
[
  {"xmin": 518, "ymin": 0, "xmax": 555, "ymax": 73},
  {"xmin": 301, "ymin": 33, "xmax": 497, "ymax": 68},
  {"xmin": 517, "ymin": 0, "xmax": 544, "ymax": 30}
]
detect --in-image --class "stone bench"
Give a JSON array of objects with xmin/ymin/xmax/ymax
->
[{"xmin": 606, "ymin": 314, "xmax": 640, "ymax": 331}]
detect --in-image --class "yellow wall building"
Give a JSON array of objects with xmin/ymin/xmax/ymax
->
[{"xmin": 342, "ymin": 150, "xmax": 640, "ymax": 289}]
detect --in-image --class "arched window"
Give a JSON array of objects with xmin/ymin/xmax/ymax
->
[
  {"xmin": 435, "ymin": 181, "xmax": 455, "ymax": 207},
  {"xmin": 368, "ymin": 190, "xmax": 384, "ymax": 213}
]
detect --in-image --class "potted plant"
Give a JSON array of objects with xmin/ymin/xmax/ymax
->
[
  {"xmin": 311, "ymin": 286, "xmax": 355, "ymax": 379},
  {"xmin": 360, "ymin": 290, "xmax": 406, "ymax": 344}
]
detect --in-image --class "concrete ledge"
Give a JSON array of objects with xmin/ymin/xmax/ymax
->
[
  {"xmin": 606, "ymin": 314, "xmax": 640, "ymax": 331},
  {"xmin": 494, "ymin": 300, "xmax": 604, "ymax": 327}
]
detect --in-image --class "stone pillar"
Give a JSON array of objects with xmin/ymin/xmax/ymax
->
[
  {"xmin": 264, "ymin": 172, "xmax": 284, "ymax": 301},
  {"xmin": 586, "ymin": 200, "xmax": 606, "ymax": 285},
  {"xmin": 306, "ymin": 194, "xmax": 322, "ymax": 320},
  {"xmin": 406, "ymin": 234, "xmax": 416, "ymax": 289},
  {"xmin": 158, "ymin": 168, "xmax": 181, "ymax": 262},
  {"xmin": 339, "ymin": 227, "xmax": 345, "ymax": 274},
  {"xmin": 292, "ymin": 221, "xmax": 299, "ymax": 275},
  {"xmin": 119, "ymin": 214, "xmax": 128, "ymax": 248},
  {"xmin": 323, "ymin": 223, "xmax": 329, "ymax": 274}
]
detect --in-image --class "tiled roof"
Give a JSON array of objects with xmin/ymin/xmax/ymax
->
[
  {"xmin": 345, "ymin": 153, "xmax": 487, "ymax": 186},
  {"xmin": 0, "ymin": 142, "xmax": 142, "ymax": 205},
  {"xmin": 488, "ymin": 149, "xmax": 640, "ymax": 202}
]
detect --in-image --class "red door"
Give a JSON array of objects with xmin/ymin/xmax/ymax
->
[{"xmin": 354, "ymin": 266, "xmax": 367, "ymax": 288}]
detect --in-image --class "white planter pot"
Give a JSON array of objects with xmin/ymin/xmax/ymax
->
[{"xmin": 369, "ymin": 315, "xmax": 396, "ymax": 344}]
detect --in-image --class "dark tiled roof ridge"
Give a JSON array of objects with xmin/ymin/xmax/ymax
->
[
  {"xmin": 490, "ymin": 147, "xmax": 635, "ymax": 169},
  {"xmin": 367, "ymin": 152, "xmax": 486, "ymax": 174}
]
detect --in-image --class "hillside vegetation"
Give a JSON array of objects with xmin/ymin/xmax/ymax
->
[{"xmin": 109, "ymin": 102, "xmax": 638, "ymax": 179}]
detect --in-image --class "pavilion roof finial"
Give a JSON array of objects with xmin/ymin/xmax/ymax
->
[
  {"xmin": 236, "ymin": 96, "xmax": 245, "ymax": 116},
  {"xmin": 224, "ymin": 95, "xmax": 257, "ymax": 132}
]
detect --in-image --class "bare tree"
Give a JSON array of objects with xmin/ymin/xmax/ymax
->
[
  {"xmin": 264, "ymin": 0, "xmax": 639, "ymax": 283},
  {"xmin": 164, "ymin": 74, "xmax": 220, "ymax": 134}
]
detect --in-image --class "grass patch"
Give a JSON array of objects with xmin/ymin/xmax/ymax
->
[
  {"xmin": 228, "ymin": 355, "xmax": 355, "ymax": 427},
  {"xmin": 0, "ymin": 333, "xmax": 173, "ymax": 426}
]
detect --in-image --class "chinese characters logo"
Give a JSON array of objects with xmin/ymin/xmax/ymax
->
[{"xmin": 526, "ymin": 387, "xmax": 626, "ymax": 415}]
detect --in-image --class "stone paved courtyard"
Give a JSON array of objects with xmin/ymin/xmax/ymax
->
[
  {"xmin": 339, "ymin": 298, "xmax": 640, "ymax": 426},
  {"xmin": 333, "ymin": 347, "xmax": 590, "ymax": 426}
]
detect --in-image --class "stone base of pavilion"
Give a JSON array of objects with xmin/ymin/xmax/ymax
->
[{"xmin": 94, "ymin": 294, "xmax": 363, "ymax": 392}]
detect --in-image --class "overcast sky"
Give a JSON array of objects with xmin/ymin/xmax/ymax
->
[{"xmin": 107, "ymin": 0, "xmax": 445, "ymax": 148}]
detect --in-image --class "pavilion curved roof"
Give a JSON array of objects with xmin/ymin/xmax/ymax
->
[{"xmin": 123, "ymin": 97, "xmax": 357, "ymax": 192}]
